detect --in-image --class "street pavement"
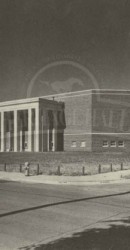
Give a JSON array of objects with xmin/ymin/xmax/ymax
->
[{"xmin": 0, "ymin": 179, "xmax": 130, "ymax": 250}]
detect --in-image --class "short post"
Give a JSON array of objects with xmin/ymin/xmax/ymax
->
[
  {"xmin": 4, "ymin": 163, "xmax": 6, "ymax": 172},
  {"xmin": 82, "ymin": 166, "xmax": 85, "ymax": 176},
  {"xmin": 24, "ymin": 162, "xmax": 30, "ymax": 176},
  {"xmin": 20, "ymin": 164, "xmax": 22, "ymax": 173},
  {"xmin": 37, "ymin": 164, "xmax": 39, "ymax": 175},
  {"xmin": 121, "ymin": 162, "xmax": 123, "ymax": 171},
  {"xmin": 98, "ymin": 164, "xmax": 101, "ymax": 174},
  {"xmin": 110, "ymin": 163, "xmax": 113, "ymax": 172},
  {"xmin": 57, "ymin": 166, "xmax": 61, "ymax": 176}
]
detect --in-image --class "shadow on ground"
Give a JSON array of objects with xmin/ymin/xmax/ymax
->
[{"xmin": 19, "ymin": 217, "xmax": 130, "ymax": 250}]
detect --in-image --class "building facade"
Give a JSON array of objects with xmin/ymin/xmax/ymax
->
[
  {"xmin": 0, "ymin": 97, "xmax": 65, "ymax": 152},
  {"xmin": 47, "ymin": 89, "xmax": 130, "ymax": 152},
  {"xmin": 0, "ymin": 89, "xmax": 130, "ymax": 152}
]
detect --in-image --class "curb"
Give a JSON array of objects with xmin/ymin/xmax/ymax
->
[{"xmin": 1, "ymin": 170, "xmax": 130, "ymax": 186}]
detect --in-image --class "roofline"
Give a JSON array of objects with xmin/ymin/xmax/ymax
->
[
  {"xmin": 40, "ymin": 89, "xmax": 130, "ymax": 99},
  {"xmin": 0, "ymin": 89, "xmax": 130, "ymax": 106},
  {"xmin": 0, "ymin": 97, "xmax": 63, "ymax": 108},
  {"xmin": 0, "ymin": 97, "xmax": 40, "ymax": 107}
]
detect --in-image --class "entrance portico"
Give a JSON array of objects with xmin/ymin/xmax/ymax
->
[{"xmin": 0, "ymin": 97, "xmax": 65, "ymax": 152}]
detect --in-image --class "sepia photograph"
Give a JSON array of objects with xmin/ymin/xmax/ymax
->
[{"xmin": 0, "ymin": 0, "xmax": 130, "ymax": 249}]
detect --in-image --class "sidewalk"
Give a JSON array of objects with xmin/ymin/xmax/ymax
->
[{"xmin": 1, "ymin": 169, "xmax": 130, "ymax": 185}]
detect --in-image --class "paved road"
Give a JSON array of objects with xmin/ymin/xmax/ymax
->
[{"xmin": 0, "ymin": 180, "xmax": 130, "ymax": 250}]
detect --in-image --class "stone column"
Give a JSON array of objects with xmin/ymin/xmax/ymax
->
[
  {"xmin": 41, "ymin": 110, "xmax": 48, "ymax": 152},
  {"xmin": 20, "ymin": 130, "xmax": 23, "ymax": 151},
  {"xmin": 14, "ymin": 110, "xmax": 18, "ymax": 152},
  {"xmin": 19, "ymin": 111, "xmax": 23, "ymax": 152},
  {"xmin": 52, "ymin": 129, "xmax": 57, "ymax": 152},
  {"xmin": 35, "ymin": 107, "xmax": 39, "ymax": 152},
  {"xmin": 1, "ymin": 111, "xmax": 4, "ymax": 152},
  {"xmin": 47, "ymin": 128, "xmax": 50, "ymax": 151},
  {"xmin": 9, "ymin": 112, "xmax": 13, "ymax": 151},
  {"xmin": 28, "ymin": 108, "xmax": 32, "ymax": 152},
  {"xmin": 52, "ymin": 111, "xmax": 58, "ymax": 152},
  {"xmin": 41, "ymin": 114, "xmax": 44, "ymax": 152}
]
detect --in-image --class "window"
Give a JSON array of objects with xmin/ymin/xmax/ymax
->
[
  {"xmin": 103, "ymin": 141, "xmax": 109, "ymax": 147},
  {"xmin": 110, "ymin": 141, "xmax": 116, "ymax": 147},
  {"xmin": 71, "ymin": 141, "xmax": 77, "ymax": 147},
  {"xmin": 118, "ymin": 141, "xmax": 124, "ymax": 147},
  {"xmin": 80, "ymin": 141, "xmax": 86, "ymax": 147}
]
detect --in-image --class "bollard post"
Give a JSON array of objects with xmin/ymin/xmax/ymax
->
[
  {"xmin": 20, "ymin": 164, "xmax": 22, "ymax": 173},
  {"xmin": 37, "ymin": 164, "xmax": 39, "ymax": 175},
  {"xmin": 82, "ymin": 166, "xmax": 85, "ymax": 176},
  {"xmin": 57, "ymin": 166, "xmax": 61, "ymax": 176},
  {"xmin": 4, "ymin": 163, "xmax": 6, "ymax": 172},
  {"xmin": 121, "ymin": 162, "xmax": 123, "ymax": 171},
  {"xmin": 98, "ymin": 164, "xmax": 101, "ymax": 174},
  {"xmin": 110, "ymin": 163, "xmax": 113, "ymax": 172},
  {"xmin": 24, "ymin": 162, "xmax": 30, "ymax": 176}
]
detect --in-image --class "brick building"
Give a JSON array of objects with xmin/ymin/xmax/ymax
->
[
  {"xmin": 0, "ymin": 89, "xmax": 130, "ymax": 152},
  {"xmin": 46, "ymin": 89, "xmax": 130, "ymax": 152}
]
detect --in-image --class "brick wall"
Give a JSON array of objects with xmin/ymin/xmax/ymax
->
[
  {"xmin": 55, "ymin": 92, "xmax": 92, "ymax": 151},
  {"xmin": 42, "ymin": 90, "xmax": 130, "ymax": 152},
  {"xmin": 92, "ymin": 91, "xmax": 130, "ymax": 134},
  {"xmin": 64, "ymin": 134, "xmax": 92, "ymax": 151},
  {"xmin": 92, "ymin": 91, "xmax": 130, "ymax": 152},
  {"xmin": 92, "ymin": 134, "xmax": 130, "ymax": 152}
]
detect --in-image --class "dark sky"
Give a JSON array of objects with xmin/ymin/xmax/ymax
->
[{"xmin": 0, "ymin": 0, "xmax": 130, "ymax": 101}]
